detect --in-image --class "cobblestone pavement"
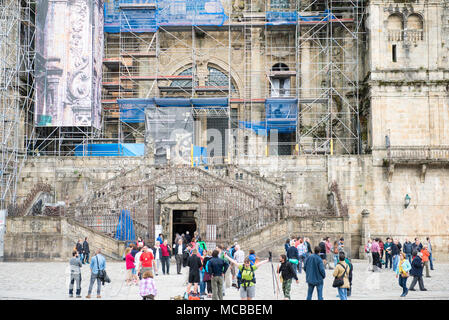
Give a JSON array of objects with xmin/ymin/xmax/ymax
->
[{"xmin": 0, "ymin": 259, "xmax": 448, "ymax": 300}]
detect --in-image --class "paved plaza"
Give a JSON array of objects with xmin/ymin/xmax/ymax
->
[{"xmin": 0, "ymin": 259, "xmax": 448, "ymax": 300}]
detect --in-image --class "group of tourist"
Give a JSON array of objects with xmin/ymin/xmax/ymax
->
[
  {"xmin": 364, "ymin": 236, "xmax": 434, "ymax": 297},
  {"xmin": 68, "ymin": 233, "xmax": 436, "ymax": 300}
]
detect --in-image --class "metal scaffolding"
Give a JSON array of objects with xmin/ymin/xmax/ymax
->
[{"xmin": 0, "ymin": 0, "xmax": 36, "ymax": 209}]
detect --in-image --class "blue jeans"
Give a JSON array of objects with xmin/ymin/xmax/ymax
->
[
  {"xmin": 406, "ymin": 253, "xmax": 412, "ymax": 264},
  {"xmin": 338, "ymin": 287, "xmax": 347, "ymax": 300},
  {"xmin": 399, "ymin": 276, "xmax": 408, "ymax": 295},
  {"xmin": 199, "ymin": 272, "xmax": 205, "ymax": 294},
  {"xmin": 298, "ymin": 255, "xmax": 306, "ymax": 274},
  {"xmin": 392, "ymin": 255, "xmax": 399, "ymax": 272},
  {"xmin": 385, "ymin": 253, "xmax": 392, "ymax": 269},
  {"xmin": 333, "ymin": 254, "xmax": 338, "ymax": 267},
  {"xmin": 429, "ymin": 253, "xmax": 434, "ymax": 270},
  {"xmin": 307, "ymin": 283, "xmax": 323, "ymax": 300},
  {"xmin": 79, "ymin": 254, "xmax": 84, "ymax": 264}
]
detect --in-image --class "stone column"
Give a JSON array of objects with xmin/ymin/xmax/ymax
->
[{"xmin": 359, "ymin": 209, "xmax": 370, "ymax": 259}]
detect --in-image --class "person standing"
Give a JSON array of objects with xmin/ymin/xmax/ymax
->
[
  {"xmin": 412, "ymin": 238, "xmax": 423, "ymax": 253},
  {"xmin": 384, "ymin": 237, "xmax": 393, "ymax": 270},
  {"xmin": 207, "ymin": 249, "xmax": 229, "ymax": 300},
  {"xmin": 86, "ymin": 248, "xmax": 106, "ymax": 299},
  {"xmin": 284, "ymin": 239, "xmax": 290, "ymax": 254},
  {"xmin": 139, "ymin": 271, "xmax": 157, "ymax": 300},
  {"xmin": 156, "ymin": 234, "xmax": 164, "ymax": 245},
  {"xmin": 124, "ymin": 248, "xmax": 135, "ymax": 285},
  {"xmin": 338, "ymin": 238, "xmax": 345, "ymax": 254},
  {"xmin": 202, "ymin": 250, "xmax": 213, "ymax": 298},
  {"xmin": 219, "ymin": 245, "xmax": 232, "ymax": 295},
  {"xmin": 225, "ymin": 254, "xmax": 269, "ymax": 301},
  {"xmin": 304, "ymin": 238, "xmax": 312, "ymax": 257},
  {"xmin": 371, "ymin": 238, "xmax": 381, "ymax": 272},
  {"xmin": 82, "ymin": 237, "xmax": 90, "ymax": 264},
  {"xmin": 409, "ymin": 251, "xmax": 427, "ymax": 292},
  {"xmin": 426, "ymin": 237, "xmax": 434, "ymax": 270},
  {"xmin": 421, "ymin": 244, "xmax": 431, "ymax": 278},
  {"xmin": 318, "ymin": 238, "xmax": 327, "ymax": 266},
  {"xmin": 365, "ymin": 239, "xmax": 373, "ymax": 271},
  {"xmin": 135, "ymin": 246, "xmax": 144, "ymax": 280},
  {"xmin": 160, "ymin": 240, "xmax": 171, "ymax": 275},
  {"xmin": 185, "ymin": 231, "xmax": 191, "ymax": 243},
  {"xmin": 332, "ymin": 241, "xmax": 339, "ymax": 267},
  {"xmin": 174, "ymin": 238, "xmax": 185, "ymax": 275},
  {"xmin": 76, "ymin": 239, "xmax": 84, "ymax": 264},
  {"xmin": 378, "ymin": 238, "xmax": 384, "ymax": 268},
  {"xmin": 139, "ymin": 246, "xmax": 155, "ymax": 277},
  {"xmin": 186, "ymin": 248, "xmax": 203, "ymax": 297},
  {"xmin": 324, "ymin": 237, "xmax": 334, "ymax": 270},
  {"xmin": 152, "ymin": 241, "xmax": 161, "ymax": 276},
  {"xmin": 303, "ymin": 246, "xmax": 326, "ymax": 300},
  {"xmin": 277, "ymin": 254, "xmax": 299, "ymax": 300},
  {"xmin": 403, "ymin": 238, "xmax": 413, "ymax": 264},
  {"xmin": 69, "ymin": 251, "xmax": 82, "ymax": 298},
  {"xmin": 391, "ymin": 239, "xmax": 401, "ymax": 273},
  {"xmin": 333, "ymin": 252, "xmax": 350, "ymax": 300},
  {"xmin": 396, "ymin": 252, "xmax": 411, "ymax": 297}
]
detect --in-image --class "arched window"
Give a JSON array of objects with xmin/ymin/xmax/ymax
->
[
  {"xmin": 407, "ymin": 14, "xmax": 424, "ymax": 42},
  {"xmin": 387, "ymin": 14, "xmax": 404, "ymax": 41},
  {"xmin": 170, "ymin": 67, "xmax": 194, "ymax": 88},
  {"xmin": 206, "ymin": 66, "xmax": 236, "ymax": 92},
  {"xmin": 270, "ymin": 63, "xmax": 290, "ymax": 97}
]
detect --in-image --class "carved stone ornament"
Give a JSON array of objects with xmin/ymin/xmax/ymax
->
[{"xmin": 177, "ymin": 186, "xmax": 191, "ymax": 202}]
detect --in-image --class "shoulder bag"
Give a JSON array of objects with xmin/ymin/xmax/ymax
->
[{"xmin": 332, "ymin": 263, "xmax": 347, "ymax": 288}]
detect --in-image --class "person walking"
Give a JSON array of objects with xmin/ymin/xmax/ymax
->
[
  {"xmin": 82, "ymin": 237, "xmax": 90, "ymax": 264},
  {"xmin": 186, "ymin": 248, "xmax": 203, "ymax": 297},
  {"xmin": 286, "ymin": 240, "xmax": 299, "ymax": 273},
  {"xmin": 135, "ymin": 246, "xmax": 144, "ymax": 280},
  {"xmin": 421, "ymin": 244, "xmax": 431, "ymax": 278},
  {"xmin": 86, "ymin": 248, "xmax": 106, "ymax": 299},
  {"xmin": 303, "ymin": 246, "xmax": 326, "ymax": 300},
  {"xmin": 69, "ymin": 250, "xmax": 82, "ymax": 298},
  {"xmin": 277, "ymin": 254, "xmax": 299, "ymax": 300},
  {"xmin": 296, "ymin": 239, "xmax": 307, "ymax": 274},
  {"xmin": 333, "ymin": 252, "xmax": 350, "ymax": 300},
  {"xmin": 207, "ymin": 249, "xmax": 229, "ymax": 300},
  {"xmin": 409, "ymin": 251, "xmax": 427, "ymax": 292},
  {"xmin": 396, "ymin": 252, "xmax": 411, "ymax": 297},
  {"xmin": 225, "ymin": 254, "xmax": 269, "ymax": 301},
  {"xmin": 426, "ymin": 237, "xmax": 434, "ymax": 270},
  {"xmin": 403, "ymin": 238, "xmax": 413, "ymax": 264},
  {"xmin": 174, "ymin": 238, "xmax": 185, "ymax": 275},
  {"xmin": 160, "ymin": 240, "xmax": 171, "ymax": 275},
  {"xmin": 365, "ymin": 239, "xmax": 373, "ymax": 271},
  {"xmin": 139, "ymin": 271, "xmax": 157, "ymax": 300}
]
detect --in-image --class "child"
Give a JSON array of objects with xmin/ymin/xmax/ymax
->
[{"xmin": 139, "ymin": 271, "xmax": 157, "ymax": 300}]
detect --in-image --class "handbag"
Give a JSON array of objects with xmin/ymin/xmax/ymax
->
[
  {"xmin": 332, "ymin": 263, "xmax": 347, "ymax": 288},
  {"xmin": 96, "ymin": 256, "xmax": 111, "ymax": 284}
]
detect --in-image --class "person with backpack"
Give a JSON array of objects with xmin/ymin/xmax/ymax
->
[
  {"xmin": 225, "ymin": 254, "xmax": 269, "ymax": 300},
  {"xmin": 185, "ymin": 248, "xmax": 203, "ymax": 298},
  {"xmin": 332, "ymin": 252, "xmax": 350, "ymax": 300},
  {"xmin": 303, "ymin": 246, "xmax": 326, "ymax": 300},
  {"xmin": 296, "ymin": 238, "xmax": 307, "ymax": 274},
  {"xmin": 277, "ymin": 254, "xmax": 299, "ymax": 300},
  {"xmin": 396, "ymin": 252, "xmax": 411, "ymax": 297},
  {"xmin": 233, "ymin": 245, "xmax": 245, "ymax": 289},
  {"xmin": 202, "ymin": 250, "xmax": 213, "ymax": 298},
  {"xmin": 344, "ymin": 256, "xmax": 353, "ymax": 297}
]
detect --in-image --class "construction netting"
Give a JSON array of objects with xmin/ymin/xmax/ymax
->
[
  {"xmin": 74, "ymin": 143, "xmax": 145, "ymax": 156},
  {"xmin": 104, "ymin": 0, "xmax": 228, "ymax": 33},
  {"xmin": 267, "ymin": 9, "xmax": 338, "ymax": 25},
  {"xmin": 115, "ymin": 209, "xmax": 136, "ymax": 241}
]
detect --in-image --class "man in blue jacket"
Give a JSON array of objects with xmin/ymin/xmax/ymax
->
[
  {"xmin": 303, "ymin": 246, "xmax": 326, "ymax": 300},
  {"xmin": 86, "ymin": 248, "xmax": 107, "ymax": 299},
  {"xmin": 409, "ymin": 251, "xmax": 427, "ymax": 292},
  {"xmin": 207, "ymin": 249, "xmax": 229, "ymax": 300},
  {"xmin": 286, "ymin": 241, "xmax": 299, "ymax": 274}
]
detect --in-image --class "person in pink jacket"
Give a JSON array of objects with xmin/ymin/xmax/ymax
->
[{"xmin": 125, "ymin": 247, "xmax": 138, "ymax": 285}]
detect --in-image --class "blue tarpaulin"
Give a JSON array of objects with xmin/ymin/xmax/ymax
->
[
  {"xmin": 192, "ymin": 145, "xmax": 207, "ymax": 167},
  {"xmin": 74, "ymin": 143, "xmax": 145, "ymax": 156},
  {"xmin": 105, "ymin": 0, "xmax": 228, "ymax": 33},
  {"xmin": 115, "ymin": 209, "xmax": 136, "ymax": 241}
]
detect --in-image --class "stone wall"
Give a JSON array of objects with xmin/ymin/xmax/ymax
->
[{"xmin": 4, "ymin": 216, "xmax": 126, "ymax": 261}]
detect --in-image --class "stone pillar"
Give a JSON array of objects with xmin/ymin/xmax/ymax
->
[{"xmin": 359, "ymin": 209, "xmax": 370, "ymax": 259}]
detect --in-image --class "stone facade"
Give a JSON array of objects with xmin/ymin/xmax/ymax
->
[{"xmin": 4, "ymin": 216, "xmax": 126, "ymax": 261}]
